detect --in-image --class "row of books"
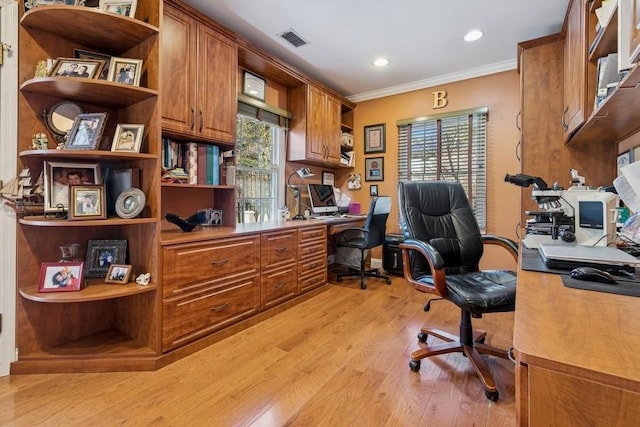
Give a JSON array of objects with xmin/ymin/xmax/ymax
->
[
  {"xmin": 162, "ymin": 138, "xmax": 234, "ymax": 185},
  {"xmin": 340, "ymin": 150, "xmax": 355, "ymax": 167}
]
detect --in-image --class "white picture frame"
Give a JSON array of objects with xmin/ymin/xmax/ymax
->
[{"xmin": 99, "ymin": 0, "xmax": 137, "ymax": 18}]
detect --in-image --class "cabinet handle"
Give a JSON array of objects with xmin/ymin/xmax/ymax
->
[
  {"xmin": 275, "ymin": 282, "xmax": 286, "ymax": 289},
  {"xmin": 515, "ymin": 139, "xmax": 521, "ymax": 162},
  {"xmin": 190, "ymin": 107, "xmax": 195, "ymax": 131},
  {"xmin": 211, "ymin": 258, "xmax": 230, "ymax": 265},
  {"xmin": 515, "ymin": 111, "xmax": 521, "ymax": 131},
  {"xmin": 561, "ymin": 106, "xmax": 569, "ymax": 132},
  {"xmin": 210, "ymin": 303, "xmax": 229, "ymax": 312},
  {"xmin": 199, "ymin": 110, "xmax": 203, "ymax": 132},
  {"xmin": 275, "ymin": 247, "xmax": 288, "ymax": 253}
]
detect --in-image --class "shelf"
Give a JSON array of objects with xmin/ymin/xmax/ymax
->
[
  {"xmin": 21, "ymin": 6, "xmax": 159, "ymax": 53},
  {"xmin": 589, "ymin": 6, "xmax": 618, "ymax": 63},
  {"xmin": 19, "ymin": 216, "xmax": 156, "ymax": 226},
  {"xmin": 20, "ymin": 149, "xmax": 156, "ymax": 162},
  {"xmin": 161, "ymin": 182, "xmax": 235, "ymax": 190},
  {"xmin": 19, "ymin": 281, "xmax": 157, "ymax": 303},
  {"xmin": 21, "ymin": 77, "xmax": 158, "ymax": 108}
]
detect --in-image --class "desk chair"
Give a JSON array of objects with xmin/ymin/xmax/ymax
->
[
  {"xmin": 397, "ymin": 181, "xmax": 517, "ymax": 401},
  {"xmin": 336, "ymin": 196, "xmax": 392, "ymax": 289}
]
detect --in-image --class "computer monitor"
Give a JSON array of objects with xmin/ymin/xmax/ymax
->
[{"xmin": 308, "ymin": 184, "xmax": 338, "ymax": 215}]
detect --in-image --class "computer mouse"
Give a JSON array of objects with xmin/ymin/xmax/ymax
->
[{"xmin": 570, "ymin": 267, "xmax": 617, "ymax": 284}]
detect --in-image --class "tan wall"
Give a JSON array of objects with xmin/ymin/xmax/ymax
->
[{"xmin": 343, "ymin": 70, "xmax": 522, "ymax": 270}]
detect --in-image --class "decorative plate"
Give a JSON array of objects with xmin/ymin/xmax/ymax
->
[{"xmin": 115, "ymin": 188, "xmax": 145, "ymax": 219}]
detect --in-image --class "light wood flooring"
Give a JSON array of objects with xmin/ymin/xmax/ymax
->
[{"xmin": 0, "ymin": 275, "xmax": 516, "ymax": 426}]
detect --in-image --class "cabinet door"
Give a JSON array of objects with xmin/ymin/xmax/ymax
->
[
  {"xmin": 161, "ymin": 4, "xmax": 197, "ymax": 136},
  {"xmin": 307, "ymin": 85, "xmax": 329, "ymax": 161},
  {"xmin": 563, "ymin": 0, "xmax": 588, "ymax": 139},
  {"xmin": 324, "ymin": 93, "xmax": 342, "ymax": 165},
  {"xmin": 197, "ymin": 25, "xmax": 238, "ymax": 142}
]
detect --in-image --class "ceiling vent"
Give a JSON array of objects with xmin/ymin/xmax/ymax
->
[{"xmin": 278, "ymin": 28, "xmax": 309, "ymax": 48}]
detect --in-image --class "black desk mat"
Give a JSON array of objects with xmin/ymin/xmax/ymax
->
[{"xmin": 521, "ymin": 248, "xmax": 640, "ymax": 297}]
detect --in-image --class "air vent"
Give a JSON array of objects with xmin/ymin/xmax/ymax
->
[{"xmin": 278, "ymin": 28, "xmax": 309, "ymax": 48}]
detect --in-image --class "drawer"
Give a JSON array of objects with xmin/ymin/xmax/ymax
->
[
  {"xmin": 299, "ymin": 269, "xmax": 327, "ymax": 293},
  {"xmin": 162, "ymin": 274, "xmax": 260, "ymax": 351},
  {"xmin": 261, "ymin": 230, "xmax": 297, "ymax": 269},
  {"xmin": 298, "ymin": 226, "xmax": 326, "ymax": 244},
  {"xmin": 163, "ymin": 235, "xmax": 260, "ymax": 295},
  {"xmin": 299, "ymin": 240, "xmax": 326, "ymax": 260},
  {"xmin": 298, "ymin": 253, "xmax": 326, "ymax": 277},
  {"xmin": 261, "ymin": 265, "xmax": 297, "ymax": 309}
]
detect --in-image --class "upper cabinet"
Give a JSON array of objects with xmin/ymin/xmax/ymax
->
[
  {"xmin": 562, "ymin": 0, "xmax": 589, "ymax": 140},
  {"xmin": 161, "ymin": 3, "xmax": 237, "ymax": 143},
  {"xmin": 288, "ymin": 84, "xmax": 342, "ymax": 167}
]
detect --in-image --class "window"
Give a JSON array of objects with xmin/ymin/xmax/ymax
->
[
  {"xmin": 397, "ymin": 107, "xmax": 487, "ymax": 229},
  {"xmin": 235, "ymin": 103, "xmax": 286, "ymax": 224}
]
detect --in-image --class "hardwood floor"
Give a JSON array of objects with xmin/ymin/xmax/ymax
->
[{"xmin": 0, "ymin": 275, "xmax": 516, "ymax": 426}]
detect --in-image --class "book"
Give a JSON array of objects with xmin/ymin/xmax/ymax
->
[
  {"xmin": 197, "ymin": 144, "xmax": 207, "ymax": 185},
  {"xmin": 205, "ymin": 145, "xmax": 215, "ymax": 185},
  {"xmin": 186, "ymin": 142, "xmax": 198, "ymax": 185}
]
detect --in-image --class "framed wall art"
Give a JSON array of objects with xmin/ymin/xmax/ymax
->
[
  {"xmin": 44, "ymin": 161, "xmax": 102, "ymax": 213},
  {"xmin": 85, "ymin": 239, "xmax": 127, "ymax": 278},
  {"xmin": 68, "ymin": 184, "xmax": 107, "ymax": 220},
  {"xmin": 64, "ymin": 113, "xmax": 108, "ymax": 150},
  {"xmin": 370, "ymin": 184, "xmax": 378, "ymax": 196},
  {"xmin": 365, "ymin": 157, "xmax": 384, "ymax": 181},
  {"xmin": 38, "ymin": 262, "xmax": 84, "ymax": 293},
  {"xmin": 242, "ymin": 71, "xmax": 266, "ymax": 101},
  {"xmin": 364, "ymin": 123, "xmax": 386, "ymax": 154}
]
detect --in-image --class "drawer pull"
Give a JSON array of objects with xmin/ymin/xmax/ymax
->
[
  {"xmin": 275, "ymin": 282, "xmax": 286, "ymax": 289},
  {"xmin": 211, "ymin": 258, "xmax": 230, "ymax": 266},
  {"xmin": 275, "ymin": 247, "xmax": 288, "ymax": 253},
  {"xmin": 210, "ymin": 303, "xmax": 229, "ymax": 312}
]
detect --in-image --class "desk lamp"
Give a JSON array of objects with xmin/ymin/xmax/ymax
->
[{"xmin": 287, "ymin": 167, "xmax": 314, "ymax": 220}]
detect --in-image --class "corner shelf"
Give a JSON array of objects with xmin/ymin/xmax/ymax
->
[
  {"xmin": 19, "ymin": 281, "xmax": 157, "ymax": 303},
  {"xmin": 18, "ymin": 216, "xmax": 156, "ymax": 226},
  {"xmin": 20, "ymin": 149, "xmax": 156, "ymax": 161}
]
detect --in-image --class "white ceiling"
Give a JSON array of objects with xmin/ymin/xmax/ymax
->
[{"xmin": 182, "ymin": 0, "xmax": 569, "ymax": 102}]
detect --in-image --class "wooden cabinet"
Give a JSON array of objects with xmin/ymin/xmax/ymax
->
[
  {"xmin": 260, "ymin": 230, "xmax": 298, "ymax": 309},
  {"xmin": 289, "ymin": 84, "xmax": 342, "ymax": 166},
  {"xmin": 297, "ymin": 226, "xmax": 327, "ymax": 293},
  {"xmin": 161, "ymin": 2, "xmax": 237, "ymax": 143},
  {"xmin": 13, "ymin": 2, "xmax": 161, "ymax": 374},
  {"xmin": 562, "ymin": 0, "xmax": 589, "ymax": 140}
]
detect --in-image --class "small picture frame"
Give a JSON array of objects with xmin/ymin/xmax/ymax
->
[
  {"xmin": 48, "ymin": 57, "xmax": 105, "ymax": 79},
  {"xmin": 210, "ymin": 209, "xmax": 223, "ymax": 226},
  {"xmin": 322, "ymin": 171, "xmax": 335, "ymax": 186},
  {"xmin": 111, "ymin": 124, "xmax": 144, "ymax": 152},
  {"xmin": 44, "ymin": 161, "xmax": 102, "ymax": 213},
  {"xmin": 25, "ymin": 0, "xmax": 83, "ymax": 11},
  {"xmin": 38, "ymin": 262, "xmax": 84, "ymax": 293},
  {"xmin": 364, "ymin": 123, "xmax": 386, "ymax": 154},
  {"xmin": 69, "ymin": 184, "xmax": 107, "ymax": 220},
  {"xmin": 64, "ymin": 113, "xmax": 108, "ymax": 150},
  {"xmin": 365, "ymin": 157, "xmax": 384, "ymax": 182},
  {"xmin": 115, "ymin": 187, "xmax": 146, "ymax": 219},
  {"xmin": 85, "ymin": 239, "xmax": 127, "ymax": 278},
  {"xmin": 108, "ymin": 57, "xmax": 143, "ymax": 86},
  {"xmin": 74, "ymin": 49, "xmax": 111, "ymax": 80},
  {"xmin": 99, "ymin": 0, "xmax": 137, "ymax": 18},
  {"xmin": 370, "ymin": 185, "xmax": 378, "ymax": 196},
  {"xmin": 242, "ymin": 71, "xmax": 266, "ymax": 101},
  {"xmin": 105, "ymin": 264, "xmax": 132, "ymax": 284}
]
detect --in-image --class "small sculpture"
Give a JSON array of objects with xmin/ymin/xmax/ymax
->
[
  {"xmin": 135, "ymin": 273, "xmax": 151, "ymax": 286},
  {"xmin": 31, "ymin": 133, "xmax": 49, "ymax": 150},
  {"xmin": 166, "ymin": 211, "xmax": 208, "ymax": 232}
]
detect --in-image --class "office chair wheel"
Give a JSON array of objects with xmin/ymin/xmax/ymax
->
[
  {"xmin": 336, "ymin": 276, "xmax": 342, "ymax": 282},
  {"xmin": 385, "ymin": 277, "xmax": 391, "ymax": 284},
  {"xmin": 417, "ymin": 332, "xmax": 428, "ymax": 343},
  {"xmin": 409, "ymin": 360, "xmax": 421, "ymax": 372},
  {"xmin": 485, "ymin": 390, "xmax": 499, "ymax": 401}
]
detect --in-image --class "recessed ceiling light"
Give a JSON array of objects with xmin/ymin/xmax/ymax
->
[
  {"xmin": 464, "ymin": 30, "xmax": 484, "ymax": 42},
  {"xmin": 373, "ymin": 57, "xmax": 389, "ymax": 67}
]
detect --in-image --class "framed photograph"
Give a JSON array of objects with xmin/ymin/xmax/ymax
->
[
  {"xmin": 617, "ymin": 150, "xmax": 634, "ymax": 176},
  {"xmin": 108, "ymin": 57, "xmax": 143, "ymax": 86},
  {"xmin": 115, "ymin": 187, "xmax": 146, "ymax": 219},
  {"xmin": 322, "ymin": 171, "xmax": 335, "ymax": 186},
  {"xmin": 74, "ymin": 49, "xmax": 111, "ymax": 80},
  {"xmin": 111, "ymin": 124, "xmax": 144, "ymax": 152},
  {"xmin": 364, "ymin": 123, "xmax": 386, "ymax": 154},
  {"xmin": 365, "ymin": 157, "xmax": 384, "ymax": 182},
  {"xmin": 85, "ymin": 239, "xmax": 127, "ymax": 278},
  {"xmin": 68, "ymin": 184, "xmax": 107, "ymax": 220},
  {"xmin": 105, "ymin": 264, "xmax": 132, "ymax": 284},
  {"xmin": 64, "ymin": 113, "xmax": 108, "ymax": 150},
  {"xmin": 44, "ymin": 161, "xmax": 102, "ymax": 213},
  {"xmin": 370, "ymin": 185, "xmax": 378, "ymax": 196},
  {"xmin": 38, "ymin": 262, "xmax": 84, "ymax": 293},
  {"xmin": 48, "ymin": 57, "xmax": 105, "ymax": 79},
  {"xmin": 347, "ymin": 173, "xmax": 362, "ymax": 190},
  {"xmin": 242, "ymin": 71, "xmax": 266, "ymax": 101},
  {"xmin": 210, "ymin": 209, "xmax": 223, "ymax": 226},
  {"xmin": 25, "ymin": 0, "xmax": 83, "ymax": 11},
  {"xmin": 99, "ymin": 0, "xmax": 137, "ymax": 18},
  {"xmin": 629, "ymin": 0, "xmax": 640, "ymax": 63}
]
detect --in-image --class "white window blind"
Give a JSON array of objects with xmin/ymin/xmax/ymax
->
[{"xmin": 397, "ymin": 107, "xmax": 488, "ymax": 229}]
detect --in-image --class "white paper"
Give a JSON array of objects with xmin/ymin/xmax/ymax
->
[{"xmin": 614, "ymin": 161, "xmax": 640, "ymax": 213}]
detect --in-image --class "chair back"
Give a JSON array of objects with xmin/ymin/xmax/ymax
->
[
  {"xmin": 362, "ymin": 196, "xmax": 391, "ymax": 248},
  {"xmin": 397, "ymin": 181, "xmax": 483, "ymax": 274}
]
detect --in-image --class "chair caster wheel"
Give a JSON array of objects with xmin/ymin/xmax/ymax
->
[
  {"xmin": 386, "ymin": 278, "xmax": 391, "ymax": 284},
  {"xmin": 409, "ymin": 360, "xmax": 421, "ymax": 372},
  {"xmin": 485, "ymin": 390, "xmax": 499, "ymax": 401},
  {"xmin": 360, "ymin": 283, "xmax": 367, "ymax": 289},
  {"xmin": 337, "ymin": 277, "xmax": 342, "ymax": 282},
  {"xmin": 417, "ymin": 332, "xmax": 428, "ymax": 343}
]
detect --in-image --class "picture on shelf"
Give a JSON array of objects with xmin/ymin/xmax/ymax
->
[
  {"xmin": 38, "ymin": 262, "xmax": 84, "ymax": 293},
  {"xmin": 44, "ymin": 161, "xmax": 102, "ymax": 213},
  {"xmin": 85, "ymin": 239, "xmax": 127, "ymax": 278},
  {"xmin": 74, "ymin": 49, "xmax": 111, "ymax": 80},
  {"xmin": 100, "ymin": 0, "xmax": 137, "ymax": 18},
  {"xmin": 108, "ymin": 57, "xmax": 143, "ymax": 86},
  {"xmin": 211, "ymin": 209, "xmax": 223, "ymax": 226},
  {"xmin": 68, "ymin": 184, "xmax": 107, "ymax": 221},
  {"xmin": 64, "ymin": 113, "xmax": 108, "ymax": 150},
  {"xmin": 111, "ymin": 124, "xmax": 144, "ymax": 152},
  {"xmin": 48, "ymin": 57, "xmax": 105, "ymax": 80},
  {"xmin": 105, "ymin": 264, "xmax": 132, "ymax": 284}
]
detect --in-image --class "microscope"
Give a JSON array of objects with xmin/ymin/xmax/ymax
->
[{"xmin": 505, "ymin": 170, "xmax": 618, "ymax": 248}]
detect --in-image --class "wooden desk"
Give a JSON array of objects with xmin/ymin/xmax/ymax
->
[{"xmin": 513, "ymin": 266, "xmax": 640, "ymax": 426}]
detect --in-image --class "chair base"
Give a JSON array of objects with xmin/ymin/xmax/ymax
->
[
  {"xmin": 336, "ymin": 266, "xmax": 392, "ymax": 289},
  {"xmin": 409, "ymin": 325, "xmax": 509, "ymax": 401}
]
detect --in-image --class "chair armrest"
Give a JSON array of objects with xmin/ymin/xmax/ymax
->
[
  {"xmin": 338, "ymin": 227, "xmax": 368, "ymax": 242},
  {"xmin": 481, "ymin": 234, "xmax": 518, "ymax": 262},
  {"xmin": 399, "ymin": 239, "xmax": 448, "ymax": 297}
]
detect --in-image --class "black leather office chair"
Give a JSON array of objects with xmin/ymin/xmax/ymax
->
[
  {"xmin": 336, "ymin": 196, "xmax": 392, "ymax": 289},
  {"xmin": 397, "ymin": 181, "xmax": 517, "ymax": 401}
]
